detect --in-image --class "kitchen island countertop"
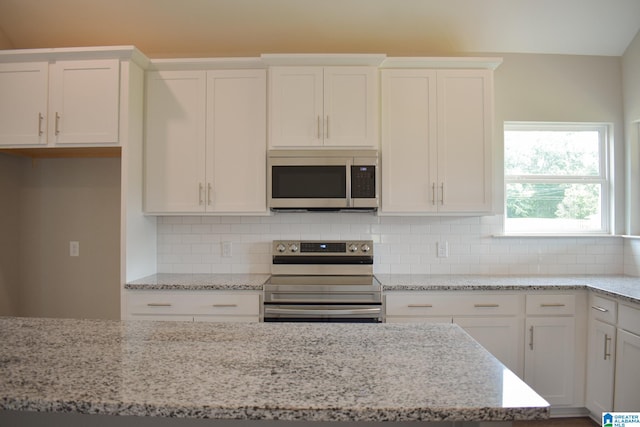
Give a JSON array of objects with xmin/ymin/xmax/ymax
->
[{"xmin": 0, "ymin": 317, "xmax": 548, "ymax": 423}]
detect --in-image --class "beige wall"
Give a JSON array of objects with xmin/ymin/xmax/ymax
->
[
  {"xmin": 493, "ymin": 53, "xmax": 625, "ymax": 234},
  {"xmin": 17, "ymin": 157, "xmax": 121, "ymax": 319},
  {"xmin": 623, "ymin": 30, "xmax": 640, "ymax": 236},
  {"xmin": 0, "ymin": 154, "xmax": 23, "ymax": 316},
  {"xmin": 0, "ymin": 27, "xmax": 13, "ymax": 49}
]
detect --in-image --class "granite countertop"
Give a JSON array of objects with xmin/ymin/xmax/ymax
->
[
  {"xmin": 0, "ymin": 317, "xmax": 548, "ymax": 422},
  {"xmin": 125, "ymin": 273, "xmax": 640, "ymax": 305},
  {"xmin": 377, "ymin": 274, "xmax": 640, "ymax": 305},
  {"xmin": 125, "ymin": 273, "xmax": 270, "ymax": 290}
]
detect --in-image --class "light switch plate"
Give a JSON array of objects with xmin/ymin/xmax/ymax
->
[{"xmin": 70, "ymin": 241, "xmax": 80, "ymax": 257}]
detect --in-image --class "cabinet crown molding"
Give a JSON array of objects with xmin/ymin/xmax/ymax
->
[
  {"xmin": 261, "ymin": 53, "xmax": 387, "ymax": 67},
  {"xmin": 380, "ymin": 56, "xmax": 503, "ymax": 70},
  {"xmin": 0, "ymin": 45, "xmax": 149, "ymax": 67}
]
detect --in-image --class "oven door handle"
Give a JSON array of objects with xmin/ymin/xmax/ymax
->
[{"xmin": 264, "ymin": 307, "xmax": 381, "ymax": 316}]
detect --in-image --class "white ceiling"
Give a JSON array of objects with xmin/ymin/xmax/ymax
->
[{"xmin": 0, "ymin": 0, "xmax": 639, "ymax": 58}]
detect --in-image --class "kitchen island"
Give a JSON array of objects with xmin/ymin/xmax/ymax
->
[{"xmin": 0, "ymin": 317, "xmax": 548, "ymax": 426}]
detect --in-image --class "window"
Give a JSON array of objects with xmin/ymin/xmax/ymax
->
[{"xmin": 504, "ymin": 122, "xmax": 610, "ymax": 234}]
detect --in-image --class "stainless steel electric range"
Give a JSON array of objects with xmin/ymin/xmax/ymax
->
[{"xmin": 263, "ymin": 240, "xmax": 382, "ymax": 322}]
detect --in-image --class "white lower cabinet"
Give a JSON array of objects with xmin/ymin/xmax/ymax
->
[
  {"xmin": 585, "ymin": 294, "xmax": 617, "ymax": 418},
  {"xmin": 524, "ymin": 316, "xmax": 576, "ymax": 406},
  {"xmin": 524, "ymin": 293, "xmax": 585, "ymax": 409},
  {"xmin": 386, "ymin": 290, "xmax": 588, "ymax": 412},
  {"xmin": 125, "ymin": 291, "xmax": 261, "ymax": 322},
  {"xmin": 384, "ymin": 292, "xmax": 524, "ymax": 376},
  {"xmin": 613, "ymin": 303, "xmax": 640, "ymax": 411}
]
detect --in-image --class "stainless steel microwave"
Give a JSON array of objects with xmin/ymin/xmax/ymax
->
[{"xmin": 267, "ymin": 149, "xmax": 379, "ymax": 211}]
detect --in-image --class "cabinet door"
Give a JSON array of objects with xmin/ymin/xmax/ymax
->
[
  {"xmin": 436, "ymin": 70, "xmax": 493, "ymax": 212},
  {"xmin": 206, "ymin": 70, "xmax": 266, "ymax": 213},
  {"xmin": 49, "ymin": 59, "xmax": 120, "ymax": 145},
  {"xmin": 381, "ymin": 69, "xmax": 438, "ymax": 213},
  {"xmin": 613, "ymin": 329, "xmax": 640, "ymax": 411},
  {"xmin": 0, "ymin": 62, "xmax": 48, "ymax": 146},
  {"xmin": 455, "ymin": 316, "xmax": 523, "ymax": 377},
  {"xmin": 586, "ymin": 319, "xmax": 616, "ymax": 416},
  {"xmin": 145, "ymin": 70, "xmax": 206, "ymax": 213},
  {"xmin": 524, "ymin": 317, "xmax": 575, "ymax": 406},
  {"xmin": 323, "ymin": 67, "xmax": 378, "ymax": 147},
  {"xmin": 269, "ymin": 67, "xmax": 323, "ymax": 148}
]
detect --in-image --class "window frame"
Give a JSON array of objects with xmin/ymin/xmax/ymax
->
[{"xmin": 503, "ymin": 121, "xmax": 612, "ymax": 235}]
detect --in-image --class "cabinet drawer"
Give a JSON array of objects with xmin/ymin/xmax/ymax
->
[
  {"xmin": 128, "ymin": 292, "xmax": 192, "ymax": 315},
  {"xmin": 385, "ymin": 293, "xmax": 521, "ymax": 316},
  {"xmin": 590, "ymin": 294, "xmax": 617, "ymax": 324},
  {"xmin": 188, "ymin": 294, "xmax": 260, "ymax": 316},
  {"xmin": 127, "ymin": 291, "xmax": 260, "ymax": 317},
  {"xmin": 526, "ymin": 294, "xmax": 576, "ymax": 315},
  {"xmin": 618, "ymin": 303, "xmax": 640, "ymax": 336}
]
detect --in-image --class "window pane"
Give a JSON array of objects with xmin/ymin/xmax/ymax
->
[
  {"xmin": 505, "ymin": 130, "xmax": 600, "ymax": 176},
  {"xmin": 505, "ymin": 183, "xmax": 602, "ymax": 232}
]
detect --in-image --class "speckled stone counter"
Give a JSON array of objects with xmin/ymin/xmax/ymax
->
[
  {"xmin": 125, "ymin": 273, "xmax": 270, "ymax": 290},
  {"xmin": 0, "ymin": 317, "xmax": 548, "ymax": 423},
  {"xmin": 378, "ymin": 274, "xmax": 640, "ymax": 305}
]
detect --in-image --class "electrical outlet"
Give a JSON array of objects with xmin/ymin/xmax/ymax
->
[
  {"xmin": 70, "ymin": 241, "xmax": 80, "ymax": 257},
  {"xmin": 222, "ymin": 241, "xmax": 232, "ymax": 257},
  {"xmin": 437, "ymin": 241, "xmax": 449, "ymax": 258}
]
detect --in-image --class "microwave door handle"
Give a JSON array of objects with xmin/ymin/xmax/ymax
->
[{"xmin": 346, "ymin": 161, "xmax": 352, "ymax": 208}]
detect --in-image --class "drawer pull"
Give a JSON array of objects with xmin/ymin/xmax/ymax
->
[
  {"xmin": 540, "ymin": 303, "xmax": 566, "ymax": 307},
  {"xmin": 529, "ymin": 326, "xmax": 534, "ymax": 350},
  {"xmin": 212, "ymin": 304, "xmax": 238, "ymax": 308},
  {"xmin": 147, "ymin": 303, "xmax": 172, "ymax": 307},
  {"xmin": 474, "ymin": 304, "xmax": 499, "ymax": 308},
  {"xmin": 407, "ymin": 304, "xmax": 433, "ymax": 308},
  {"xmin": 591, "ymin": 305, "xmax": 609, "ymax": 313}
]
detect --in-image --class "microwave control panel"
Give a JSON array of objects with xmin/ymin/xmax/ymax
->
[{"xmin": 351, "ymin": 165, "xmax": 376, "ymax": 198}]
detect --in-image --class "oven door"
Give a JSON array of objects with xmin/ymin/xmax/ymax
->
[{"xmin": 264, "ymin": 304, "xmax": 382, "ymax": 323}]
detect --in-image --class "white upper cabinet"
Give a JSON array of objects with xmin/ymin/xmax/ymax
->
[
  {"xmin": 0, "ymin": 59, "xmax": 120, "ymax": 147},
  {"xmin": 145, "ymin": 69, "xmax": 267, "ymax": 214},
  {"xmin": 49, "ymin": 59, "xmax": 120, "ymax": 145},
  {"xmin": 381, "ymin": 68, "xmax": 494, "ymax": 214},
  {"xmin": 0, "ymin": 62, "xmax": 48, "ymax": 146},
  {"xmin": 205, "ymin": 70, "xmax": 266, "ymax": 213},
  {"xmin": 145, "ymin": 70, "xmax": 207, "ymax": 213},
  {"xmin": 269, "ymin": 66, "xmax": 378, "ymax": 148}
]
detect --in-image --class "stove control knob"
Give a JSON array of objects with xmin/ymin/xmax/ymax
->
[
  {"xmin": 288, "ymin": 243, "xmax": 299, "ymax": 253},
  {"xmin": 276, "ymin": 243, "xmax": 287, "ymax": 253},
  {"xmin": 348, "ymin": 244, "xmax": 359, "ymax": 253},
  {"xmin": 361, "ymin": 244, "xmax": 371, "ymax": 253}
]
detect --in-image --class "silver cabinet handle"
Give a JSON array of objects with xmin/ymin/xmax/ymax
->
[
  {"xmin": 147, "ymin": 303, "xmax": 172, "ymax": 307},
  {"xmin": 529, "ymin": 326, "xmax": 534, "ymax": 350},
  {"xmin": 591, "ymin": 305, "xmax": 608, "ymax": 313},
  {"xmin": 407, "ymin": 304, "xmax": 433, "ymax": 308},
  {"xmin": 540, "ymin": 303, "xmax": 566, "ymax": 307},
  {"xmin": 199, "ymin": 183, "xmax": 204, "ymax": 205},
  {"xmin": 604, "ymin": 334, "xmax": 612, "ymax": 360},
  {"xmin": 440, "ymin": 183, "xmax": 444, "ymax": 205},
  {"xmin": 54, "ymin": 112, "xmax": 61, "ymax": 135},
  {"xmin": 207, "ymin": 183, "xmax": 212, "ymax": 206},
  {"xmin": 38, "ymin": 113, "xmax": 44, "ymax": 136},
  {"xmin": 212, "ymin": 304, "xmax": 238, "ymax": 308},
  {"xmin": 474, "ymin": 304, "xmax": 499, "ymax": 308}
]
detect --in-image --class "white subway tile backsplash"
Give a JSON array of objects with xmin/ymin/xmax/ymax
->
[{"xmin": 155, "ymin": 213, "xmax": 634, "ymax": 275}]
